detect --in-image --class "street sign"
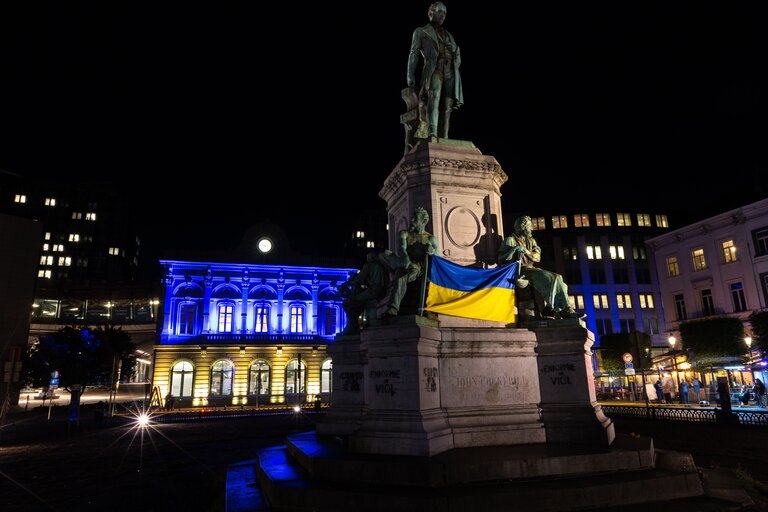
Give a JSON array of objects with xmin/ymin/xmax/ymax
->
[
  {"xmin": 622, "ymin": 353, "xmax": 633, "ymax": 364},
  {"xmin": 625, "ymin": 368, "xmax": 636, "ymax": 376},
  {"xmin": 624, "ymin": 363, "xmax": 633, "ymax": 369}
]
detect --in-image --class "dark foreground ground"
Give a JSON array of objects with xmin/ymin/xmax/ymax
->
[{"xmin": 1, "ymin": 405, "xmax": 767, "ymax": 511}]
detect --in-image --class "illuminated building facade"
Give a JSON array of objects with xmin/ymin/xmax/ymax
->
[{"xmin": 152, "ymin": 259, "xmax": 356, "ymax": 407}]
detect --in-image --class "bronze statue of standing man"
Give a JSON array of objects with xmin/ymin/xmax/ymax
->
[{"xmin": 407, "ymin": 2, "xmax": 463, "ymax": 142}]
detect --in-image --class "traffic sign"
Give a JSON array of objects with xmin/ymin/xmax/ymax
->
[
  {"xmin": 622, "ymin": 353, "xmax": 633, "ymax": 364},
  {"xmin": 624, "ymin": 368, "xmax": 636, "ymax": 376},
  {"xmin": 624, "ymin": 363, "xmax": 633, "ymax": 369}
]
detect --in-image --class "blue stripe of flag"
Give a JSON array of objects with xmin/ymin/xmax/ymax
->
[{"xmin": 430, "ymin": 256, "xmax": 517, "ymax": 292}]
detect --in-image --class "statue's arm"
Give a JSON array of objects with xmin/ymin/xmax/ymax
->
[
  {"xmin": 428, "ymin": 235, "xmax": 438, "ymax": 255},
  {"xmin": 497, "ymin": 237, "xmax": 520, "ymax": 265},
  {"xmin": 407, "ymin": 29, "xmax": 422, "ymax": 87},
  {"xmin": 398, "ymin": 230, "xmax": 410, "ymax": 264},
  {"xmin": 455, "ymin": 42, "xmax": 461, "ymax": 69},
  {"xmin": 528, "ymin": 239, "xmax": 542, "ymax": 264}
]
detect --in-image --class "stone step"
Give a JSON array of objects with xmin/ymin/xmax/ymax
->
[
  {"xmin": 226, "ymin": 458, "xmax": 269, "ymax": 511},
  {"xmin": 285, "ymin": 431, "xmax": 655, "ymax": 487}
]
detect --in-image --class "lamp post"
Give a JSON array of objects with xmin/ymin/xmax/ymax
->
[
  {"xmin": 668, "ymin": 335, "xmax": 679, "ymax": 389},
  {"xmin": 745, "ymin": 336, "xmax": 755, "ymax": 381}
]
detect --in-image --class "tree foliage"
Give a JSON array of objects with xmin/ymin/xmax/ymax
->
[
  {"xmin": 23, "ymin": 326, "xmax": 137, "ymax": 392},
  {"xmin": 679, "ymin": 317, "xmax": 745, "ymax": 359},
  {"xmin": 597, "ymin": 332, "xmax": 652, "ymax": 372},
  {"xmin": 748, "ymin": 311, "xmax": 768, "ymax": 356}
]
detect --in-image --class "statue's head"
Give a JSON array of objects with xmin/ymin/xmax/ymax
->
[
  {"xmin": 411, "ymin": 207, "xmax": 430, "ymax": 230},
  {"xmin": 514, "ymin": 216, "xmax": 533, "ymax": 234},
  {"xmin": 428, "ymin": 2, "xmax": 447, "ymax": 25}
]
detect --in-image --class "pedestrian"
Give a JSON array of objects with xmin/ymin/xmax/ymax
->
[
  {"xmin": 755, "ymin": 378, "xmax": 766, "ymax": 408},
  {"xmin": 692, "ymin": 376, "xmax": 702, "ymax": 403},
  {"xmin": 165, "ymin": 392, "xmax": 175, "ymax": 411},
  {"xmin": 679, "ymin": 379, "xmax": 690, "ymax": 404},
  {"xmin": 653, "ymin": 380, "xmax": 663, "ymax": 405}
]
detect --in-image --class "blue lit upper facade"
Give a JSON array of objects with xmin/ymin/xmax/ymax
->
[{"xmin": 159, "ymin": 260, "xmax": 357, "ymax": 344}]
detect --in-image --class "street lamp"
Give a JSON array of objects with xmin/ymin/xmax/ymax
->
[
  {"xmin": 745, "ymin": 336, "xmax": 755, "ymax": 381},
  {"xmin": 668, "ymin": 335, "xmax": 679, "ymax": 388}
]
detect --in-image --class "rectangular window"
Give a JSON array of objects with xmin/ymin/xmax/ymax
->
[
  {"xmin": 609, "ymin": 246, "xmax": 625, "ymax": 260},
  {"xmin": 617, "ymin": 213, "xmax": 632, "ymax": 226},
  {"xmin": 721, "ymin": 240, "xmax": 737, "ymax": 263},
  {"xmin": 730, "ymin": 282, "xmax": 747, "ymax": 312},
  {"xmin": 85, "ymin": 212, "xmax": 96, "ymax": 221},
  {"xmin": 586, "ymin": 245, "xmax": 602, "ymax": 259},
  {"xmin": 108, "ymin": 247, "xmax": 120, "ymax": 256},
  {"xmin": 692, "ymin": 248, "xmax": 707, "ymax": 271},
  {"xmin": 45, "ymin": 255, "xmax": 53, "ymax": 265},
  {"xmin": 592, "ymin": 294, "xmax": 609, "ymax": 309},
  {"xmin": 620, "ymin": 318, "xmax": 636, "ymax": 333},
  {"xmin": 551, "ymin": 215, "xmax": 568, "ymax": 229},
  {"xmin": 532, "ymin": 217, "xmax": 546, "ymax": 230},
  {"xmin": 639, "ymin": 294, "xmax": 654, "ymax": 309},
  {"xmin": 595, "ymin": 213, "xmax": 611, "ymax": 227},
  {"xmin": 666, "ymin": 255, "xmax": 680, "ymax": 277},
  {"xmin": 218, "ymin": 304, "xmax": 234, "ymax": 333},
  {"xmin": 179, "ymin": 304, "xmax": 196, "ymax": 335},
  {"xmin": 674, "ymin": 294, "xmax": 687, "ymax": 321},
  {"xmin": 290, "ymin": 306, "xmax": 304, "ymax": 333},
  {"xmin": 655, "ymin": 215, "xmax": 668, "ymax": 228},
  {"xmin": 254, "ymin": 306, "xmax": 269, "ymax": 333},
  {"xmin": 44, "ymin": 232, "xmax": 51, "ymax": 240},
  {"xmin": 753, "ymin": 228, "xmax": 768, "ymax": 256},
  {"xmin": 573, "ymin": 214, "xmax": 590, "ymax": 227},
  {"xmin": 589, "ymin": 268, "xmax": 606, "ymax": 284},
  {"xmin": 355, "ymin": 230, "xmax": 365, "ymax": 238},
  {"xmin": 637, "ymin": 214, "xmax": 651, "ymax": 227},
  {"xmin": 366, "ymin": 241, "xmax": 375, "ymax": 248},
  {"xmin": 642, "ymin": 318, "xmax": 659, "ymax": 335},
  {"xmin": 616, "ymin": 294, "xmax": 632, "ymax": 309},
  {"xmin": 14, "ymin": 194, "xmax": 26, "ymax": 203},
  {"xmin": 613, "ymin": 268, "xmax": 629, "ymax": 283},
  {"xmin": 568, "ymin": 295, "xmax": 585, "ymax": 310},
  {"xmin": 762, "ymin": 272, "xmax": 768, "ymax": 307},
  {"xmin": 44, "ymin": 197, "xmax": 56, "ymax": 206},
  {"xmin": 565, "ymin": 268, "xmax": 582, "ymax": 284},
  {"xmin": 701, "ymin": 289, "xmax": 715, "ymax": 316},
  {"xmin": 633, "ymin": 246, "xmax": 647, "ymax": 260},
  {"xmin": 57, "ymin": 256, "xmax": 72, "ymax": 266},
  {"xmin": 636, "ymin": 268, "xmax": 651, "ymax": 284},
  {"xmin": 324, "ymin": 307, "xmax": 337, "ymax": 336},
  {"xmin": 68, "ymin": 234, "xmax": 80, "ymax": 242},
  {"xmin": 71, "ymin": 212, "xmax": 82, "ymax": 219},
  {"xmin": 563, "ymin": 247, "xmax": 578, "ymax": 261}
]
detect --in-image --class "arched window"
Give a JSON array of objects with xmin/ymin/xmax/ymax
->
[
  {"xmin": 177, "ymin": 302, "xmax": 197, "ymax": 335},
  {"xmin": 289, "ymin": 304, "xmax": 305, "ymax": 333},
  {"xmin": 218, "ymin": 302, "xmax": 234, "ymax": 333},
  {"xmin": 170, "ymin": 361, "xmax": 194, "ymax": 397},
  {"xmin": 321, "ymin": 359, "xmax": 333, "ymax": 393},
  {"xmin": 249, "ymin": 360, "xmax": 270, "ymax": 395},
  {"xmin": 210, "ymin": 360, "xmax": 234, "ymax": 396},
  {"xmin": 254, "ymin": 303, "xmax": 270, "ymax": 333},
  {"xmin": 285, "ymin": 359, "xmax": 307, "ymax": 394},
  {"xmin": 323, "ymin": 306, "xmax": 338, "ymax": 336}
]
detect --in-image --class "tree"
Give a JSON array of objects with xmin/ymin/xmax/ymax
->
[
  {"xmin": 748, "ymin": 311, "xmax": 768, "ymax": 357},
  {"xmin": 597, "ymin": 332, "xmax": 652, "ymax": 373},
  {"xmin": 679, "ymin": 317, "xmax": 745, "ymax": 361},
  {"xmin": 23, "ymin": 326, "xmax": 136, "ymax": 394}
]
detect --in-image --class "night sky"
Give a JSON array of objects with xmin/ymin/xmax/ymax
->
[{"xmin": 2, "ymin": 2, "xmax": 766, "ymax": 257}]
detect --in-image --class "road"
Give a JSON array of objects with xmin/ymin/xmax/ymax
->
[{"xmin": 18, "ymin": 383, "xmax": 151, "ymax": 410}]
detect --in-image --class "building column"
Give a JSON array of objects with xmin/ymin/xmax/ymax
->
[
  {"xmin": 162, "ymin": 265, "xmax": 174, "ymax": 340},
  {"xmin": 241, "ymin": 269, "xmax": 250, "ymax": 333},
  {"xmin": 311, "ymin": 271, "xmax": 319, "ymax": 334},
  {"xmin": 203, "ymin": 266, "xmax": 213, "ymax": 332},
  {"xmin": 277, "ymin": 270, "xmax": 285, "ymax": 334}
]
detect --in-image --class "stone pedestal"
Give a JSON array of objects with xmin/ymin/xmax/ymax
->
[
  {"xmin": 534, "ymin": 323, "xmax": 615, "ymax": 446},
  {"xmin": 379, "ymin": 141, "xmax": 508, "ymax": 267},
  {"xmin": 316, "ymin": 334, "xmax": 366, "ymax": 437}
]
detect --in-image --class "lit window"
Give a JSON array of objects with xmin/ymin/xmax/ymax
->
[
  {"xmin": 210, "ymin": 360, "xmax": 234, "ymax": 396},
  {"xmin": 639, "ymin": 294, "xmax": 655, "ymax": 309},
  {"xmin": 666, "ymin": 255, "xmax": 680, "ymax": 277},
  {"xmin": 44, "ymin": 270, "xmax": 51, "ymax": 279},
  {"xmin": 38, "ymin": 270, "xmax": 52, "ymax": 279},
  {"xmin": 366, "ymin": 241, "xmax": 375, "ymax": 248},
  {"xmin": 38, "ymin": 270, "xmax": 45, "ymax": 278},
  {"xmin": 595, "ymin": 213, "xmax": 611, "ymax": 227},
  {"xmin": 290, "ymin": 305, "xmax": 305, "ymax": 333},
  {"xmin": 633, "ymin": 246, "xmax": 646, "ymax": 260},
  {"xmin": 218, "ymin": 303, "xmax": 234, "ymax": 333},
  {"xmin": 593, "ymin": 295, "xmax": 609, "ymax": 309},
  {"xmin": 108, "ymin": 247, "xmax": 120, "ymax": 256},
  {"xmin": 531, "ymin": 217, "xmax": 546, "ymax": 230},
  {"xmin": 44, "ymin": 232, "xmax": 51, "ymax": 240},
  {"xmin": 85, "ymin": 212, "xmax": 96, "ymax": 221},
  {"xmin": 39, "ymin": 256, "xmax": 47, "ymax": 265},
  {"xmin": 586, "ymin": 245, "xmax": 602, "ymax": 260},
  {"xmin": 14, "ymin": 194, "xmax": 26, "ymax": 203},
  {"xmin": 42, "ymin": 243, "xmax": 49, "ymax": 251},
  {"xmin": 692, "ymin": 248, "xmax": 707, "ymax": 271},
  {"xmin": 254, "ymin": 304, "xmax": 270, "ymax": 333},
  {"xmin": 249, "ymin": 361, "xmax": 270, "ymax": 395},
  {"xmin": 617, "ymin": 213, "xmax": 632, "ymax": 226},
  {"xmin": 563, "ymin": 247, "xmax": 578, "ymax": 261},
  {"xmin": 551, "ymin": 215, "xmax": 568, "ymax": 229},
  {"xmin": 568, "ymin": 295, "xmax": 585, "ymax": 310},
  {"xmin": 355, "ymin": 230, "xmax": 365, "ymax": 238},
  {"xmin": 609, "ymin": 246, "xmax": 625, "ymax": 260},
  {"xmin": 321, "ymin": 359, "xmax": 333, "ymax": 393},
  {"xmin": 573, "ymin": 214, "xmax": 590, "ymax": 227},
  {"xmin": 71, "ymin": 212, "xmax": 82, "ymax": 219},
  {"xmin": 722, "ymin": 240, "xmax": 737, "ymax": 263},
  {"xmin": 616, "ymin": 294, "xmax": 632, "ymax": 309},
  {"xmin": 44, "ymin": 197, "xmax": 56, "ymax": 206},
  {"xmin": 170, "ymin": 361, "xmax": 194, "ymax": 397},
  {"xmin": 68, "ymin": 234, "xmax": 80, "ymax": 242},
  {"xmin": 285, "ymin": 360, "xmax": 307, "ymax": 394},
  {"xmin": 45, "ymin": 256, "xmax": 53, "ymax": 265},
  {"xmin": 655, "ymin": 215, "xmax": 668, "ymax": 228},
  {"xmin": 637, "ymin": 214, "xmax": 651, "ymax": 227}
]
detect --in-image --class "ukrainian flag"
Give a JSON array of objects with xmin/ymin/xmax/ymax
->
[{"xmin": 425, "ymin": 256, "xmax": 517, "ymax": 323}]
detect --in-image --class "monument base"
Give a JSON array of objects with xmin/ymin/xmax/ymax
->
[{"xmin": 229, "ymin": 431, "xmax": 738, "ymax": 511}]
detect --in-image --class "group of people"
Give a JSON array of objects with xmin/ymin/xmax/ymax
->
[
  {"xmin": 653, "ymin": 376, "xmax": 766, "ymax": 407},
  {"xmin": 738, "ymin": 378, "xmax": 766, "ymax": 406}
]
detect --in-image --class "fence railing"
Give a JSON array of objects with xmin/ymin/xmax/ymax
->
[{"xmin": 601, "ymin": 404, "xmax": 768, "ymax": 427}]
